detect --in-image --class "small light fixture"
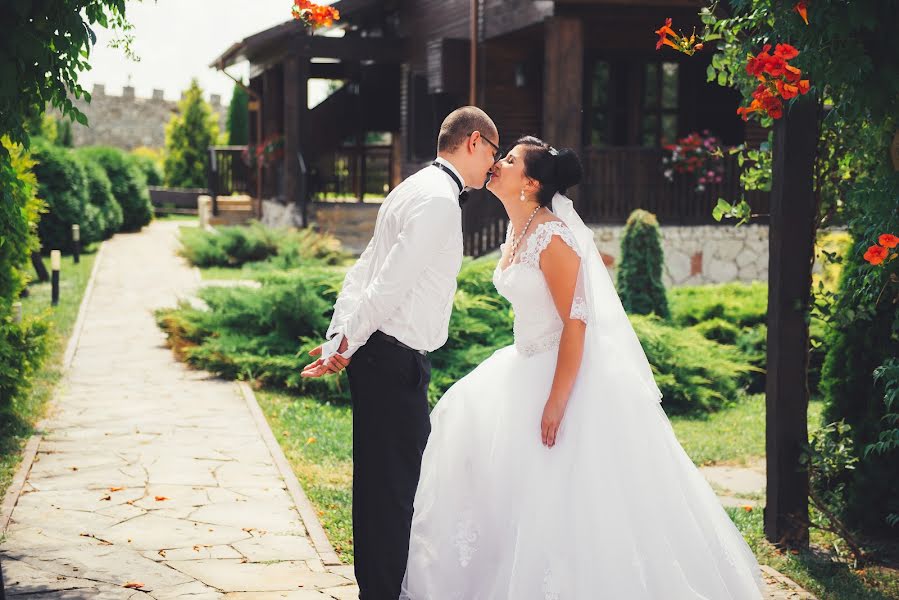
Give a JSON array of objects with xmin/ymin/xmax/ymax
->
[{"xmin": 514, "ymin": 64, "xmax": 526, "ymax": 88}]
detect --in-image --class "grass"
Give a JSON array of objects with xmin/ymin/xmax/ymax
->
[
  {"xmin": 254, "ymin": 388, "xmax": 354, "ymax": 563},
  {"xmin": 669, "ymin": 392, "xmax": 826, "ymax": 466},
  {"xmin": 154, "ymin": 212, "xmax": 199, "ymax": 222},
  {"xmin": 729, "ymin": 506, "xmax": 899, "ymax": 600},
  {"xmin": 0, "ymin": 247, "xmax": 98, "ymax": 502}
]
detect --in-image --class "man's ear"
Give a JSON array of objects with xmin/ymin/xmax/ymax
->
[{"xmin": 467, "ymin": 131, "xmax": 481, "ymax": 154}]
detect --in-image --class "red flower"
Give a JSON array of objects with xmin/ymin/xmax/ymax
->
[
  {"xmin": 655, "ymin": 18, "xmax": 679, "ymax": 51},
  {"xmin": 864, "ymin": 245, "xmax": 889, "ymax": 265},
  {"xmin": 879, "ymin": 233, "xmax": 899, "ymax": 248},
  {"xmin": 794, "ymin": 1, "xmax": 809, "ymax": 25},
  {"xmin": 774, "ymin": 43, "xmax": 800, "ymax": 60}
]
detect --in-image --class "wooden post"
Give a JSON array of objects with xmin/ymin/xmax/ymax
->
[
  {"xmin": 543, "ymin": 17, "xmax": 583, "ymax": 199},
  {"xmin": 765, "ymin": 92, "xmax": 817, "ymax": 548},
  {"xmin": 469, "ymin": 0, "xmax": 478, "ymax": 105},
  {"xmin": 283, "ymin": 51, "xmax": 310, "ymax": 224}
]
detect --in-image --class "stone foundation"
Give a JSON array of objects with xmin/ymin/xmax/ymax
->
[{"xmin": 590, "ymin": 224, "xmax": 770, "ymax": 287}]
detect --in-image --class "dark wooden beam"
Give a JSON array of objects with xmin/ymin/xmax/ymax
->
[
  {"xmin": 310, "ymin": 61, "xmax": 349, "ymax": 80},
  {"xmin": 765, "ymin": 92, "xmax": 817, "ymax": 548},
  {"xmin": 283, "ymin": 53, "xmax": 309, "ymax": 222},
  {"xmin": 543, "ymin": 17, "xmax": 583, "ymax": 196},
  {"xmin": 288, "ymin": 35, "xmax": 404, "ymax": 62}
]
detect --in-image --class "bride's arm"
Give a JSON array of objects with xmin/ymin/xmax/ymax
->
[{"xmin": 540, "ymin": 236, "xmax": 587, "ymax": 448}]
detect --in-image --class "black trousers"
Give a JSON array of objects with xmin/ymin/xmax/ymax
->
[{"xmin": 346, "ymin": 334, "xmax": 432, "ymax": 600}]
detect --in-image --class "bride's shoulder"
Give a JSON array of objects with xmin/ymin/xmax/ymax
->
[{"xmin": 522, "ymin": 218, "xmax": 581, "ymax": 267}]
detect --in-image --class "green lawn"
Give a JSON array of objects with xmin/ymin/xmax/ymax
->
[
  {"xmin": 670, "ymin": 392, "xmax": 826, "ymax": 466},
  {"xmin": 0, "ymin": 248, "xmax": 98, "ymax": 502},
  {"xmin": 257, "ymin": 386, "xmax": 897, "ymax": 598}
]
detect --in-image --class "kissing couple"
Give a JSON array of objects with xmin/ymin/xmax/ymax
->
[{"xmin": 303, "ymin": 107, "xmax": 765, "ymax": 600}]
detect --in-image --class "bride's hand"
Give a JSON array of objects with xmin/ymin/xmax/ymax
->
[{"xmin": 541, "ymin": 398, "xmax": 567, "ymax": 448}]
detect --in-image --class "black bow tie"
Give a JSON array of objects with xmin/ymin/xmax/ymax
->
[{"xmin": 432, "ymin": 161, "xmax": 469, "ymax": 207}]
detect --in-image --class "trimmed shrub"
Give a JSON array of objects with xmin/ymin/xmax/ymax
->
[
  {"xmin": 178, "ymin": 222, "xmax": 348, "ymax": 269},
  {"xmin": 0, "ymin": 138, "xmax": 50, "ymax": 407},
  {"xmin": 30, "ymin": 138, "xmax": 88, "ymax": 254},
  {"xmin": 155, "ymin": 266, "xmax": 347, "ymax": 401},
  {"xmin": 78, "ymin": 154, "xmax": 122, "ymax": 240},
  {"xmin": 669, "ymin": 281, "xmax": 768, "ymax": 328},
  {"xmin": 130, "ymin": 152, "xmax": 164, "ymax": 186},
  {"xmin": 77, "ymin": 146, "xmax": 153, "ymax": 232},
  {"xmin": 617, "ymin": 209, "xmax": 670, "ymax": 319},
  {"xmin": 631, "ymin": 313, "xmax": 759, "ymax": 414}
]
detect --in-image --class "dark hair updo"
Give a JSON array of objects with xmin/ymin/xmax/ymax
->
[{"xmin": 515, "ymin": 135, "xmax": 583, "ymax": 207}]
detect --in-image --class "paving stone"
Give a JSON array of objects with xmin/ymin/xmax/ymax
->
[{"xmin": 165, "ymin": 559, "xmax": 352, "ymax": 592}]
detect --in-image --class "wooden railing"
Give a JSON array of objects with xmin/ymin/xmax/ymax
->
[
  {"xmin": 460, "ymin": 147, "xmax": 769, "ymax": 258},
  {"xmin": 207, "ymin": 146, "xmax": 255, "ymax": 214},
  {"xmin": 462, "ymin": 189, "xmax": 508, "ymax": 258},
  {"xmin": 578, "ymin": 146, "xmax": 769, "ymax": 225}
]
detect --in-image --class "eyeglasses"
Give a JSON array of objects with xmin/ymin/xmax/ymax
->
[{"xmin": 470, "ymin": 132, "xmax": 502, "ymax": 162}]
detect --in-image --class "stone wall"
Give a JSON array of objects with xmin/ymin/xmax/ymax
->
[
  {"xmin": 591, "ymin": 224, "xmax": 770, "ymax": 287},
  {"xmin": 48, "ymin": 84, "xmax": 227, "ymax": 150}
]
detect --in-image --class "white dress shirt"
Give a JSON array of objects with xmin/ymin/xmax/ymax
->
[{"xmin": 321, "ymin": 157, "xmax": 465, "ymax": 360}]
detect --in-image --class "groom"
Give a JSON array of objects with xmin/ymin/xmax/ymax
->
[{"xmin": 302, "ymin": 106, "xmax": 500, "ymax": 599}]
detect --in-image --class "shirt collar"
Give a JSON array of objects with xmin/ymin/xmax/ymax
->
[{"xmin": 434, "ymin": 156, "xmax": 466, "ymax": 190}]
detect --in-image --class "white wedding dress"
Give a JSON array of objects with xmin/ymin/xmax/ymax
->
[{"xmin": 400, "ymin": 209, "xmax": 766, "ymax": 599}]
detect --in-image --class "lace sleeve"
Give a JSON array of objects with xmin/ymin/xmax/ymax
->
[{"xmin": 524, "ymin": 221, "xmax": 588, "ymax": 323}]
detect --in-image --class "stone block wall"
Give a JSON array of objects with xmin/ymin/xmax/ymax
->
[
  {"xmin": 591, "ymin": 224, "xmax": 770, "ymax": 287},
  {"xmin": 47, "ymin": 83, "xmax": 227, "ymax": 150}
]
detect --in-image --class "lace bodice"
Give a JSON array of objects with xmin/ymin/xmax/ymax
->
[{"xmin": 493, "ymin": 220, "xmax": 587, "ymax": 357}]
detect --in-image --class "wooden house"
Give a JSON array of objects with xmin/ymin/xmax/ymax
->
[{"xmin": 209, "ymin": 0, "xmax": 768, "ymax": 254}]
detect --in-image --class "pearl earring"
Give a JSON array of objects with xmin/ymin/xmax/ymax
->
[{"xmin": 519, "ymin": 190, "xmax": 526, "ymax": 202}]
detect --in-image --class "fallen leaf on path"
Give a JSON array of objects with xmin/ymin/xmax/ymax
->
[
  {"xmin": 154, "ymin": 496, "xmax": 169, "ymax": 501},
  {"xmin": 158, "ymin": 549, "xmax": 166, "ymax": 557},
  {"xmin": 99, "ymin": 495, "xmax": 112, "ymax": 501},
  {"xmin": 109, "ymin": 486, "xmax": 125, "ymax": 492},
  {"xmin": 123, "ymin": 582, "xmax": 144, "ymax": 589}
]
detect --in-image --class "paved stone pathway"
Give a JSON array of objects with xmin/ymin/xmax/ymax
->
[{"xmin": 0, "ymin": 220, "xmax": 358, "ymax": 599}]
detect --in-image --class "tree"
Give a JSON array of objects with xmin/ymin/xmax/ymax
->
[
  {"xmin": 617, "ymin": 209, "xmax": 670, "ymax": 320},
  {"xmin": 226, "ymin": 82, "xmax": 249, "ymax": 146},
  {"xmin": 163, "ymin": 79, "xmax": 220, "ymax": 188}
]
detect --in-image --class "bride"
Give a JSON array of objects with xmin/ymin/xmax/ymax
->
[{"xmin": 400, "ymin": 136, "xmax": 766, "ymax": 599}]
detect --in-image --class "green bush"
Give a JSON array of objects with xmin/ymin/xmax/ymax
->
[
  {"xmin": 0, "ymin": 314, "xmax": 50, "ymax": 408},
  {"xmin": 78, "ymin": 154, "xmax": 122, "ymax": 241},
  {"xmin": 130, "ymin": 153, "xmax": 164, "ymax": 186},
  {"xmin": 0, "ymin": 138, "xmax": 50, "ymax": 408},
  {"xmin": 155, "ymin": 266, "xmax": 347, "ymax": 400},
  {"xmin": 76, "ymin": 146, "xmax": 153, "ymax": 231},
  {"xmin": 669, "ymin": 281, "xmax": 768, "ymax": 328},
  {"xmin": 820, "ymin": 201, "xmax": 899, "ymax": 533},
  {"xmin": 226, "ymin": 82, "xmax": 249, "ymax": 146},
  {"xmin": 617, "ymin": 209, "xmax": 670, "ymax": 319},
  {"xmin": 30, "ymin": 138, "xmax": 88, "ymax": 254},
  {"xmin": 178, "ymin": 222, "xmax": 348, "ymax": 269},
  {"xmin": 631, "ymin": 314, "xmax": 759, "ymax": 414}
]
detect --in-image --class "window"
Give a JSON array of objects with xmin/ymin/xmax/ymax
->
[
  {"xmin": 585, "ymin": 57, "xmax": 680, "ymax": 148},
  {"xmin": 642, "ymin": 61, "xmax": 679, "ymax": 146}
]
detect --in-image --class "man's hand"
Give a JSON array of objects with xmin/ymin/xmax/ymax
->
[{"xmin": 301, "ymin": 337, "xmax": 350, "ymax": 378}]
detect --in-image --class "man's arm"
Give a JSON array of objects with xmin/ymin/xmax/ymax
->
[{"xmin": 339, "ymin": 195, "xmax": 456, "ymax": 357}]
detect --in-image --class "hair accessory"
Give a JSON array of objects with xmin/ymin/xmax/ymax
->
[{"xmin": 548, "ymin": 147, "xmax": 559, "ymax": 156}]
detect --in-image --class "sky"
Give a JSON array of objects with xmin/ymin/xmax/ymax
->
[{"xmin": 78, "ymin": 0, "xmax": 310, "ymax": 105}]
